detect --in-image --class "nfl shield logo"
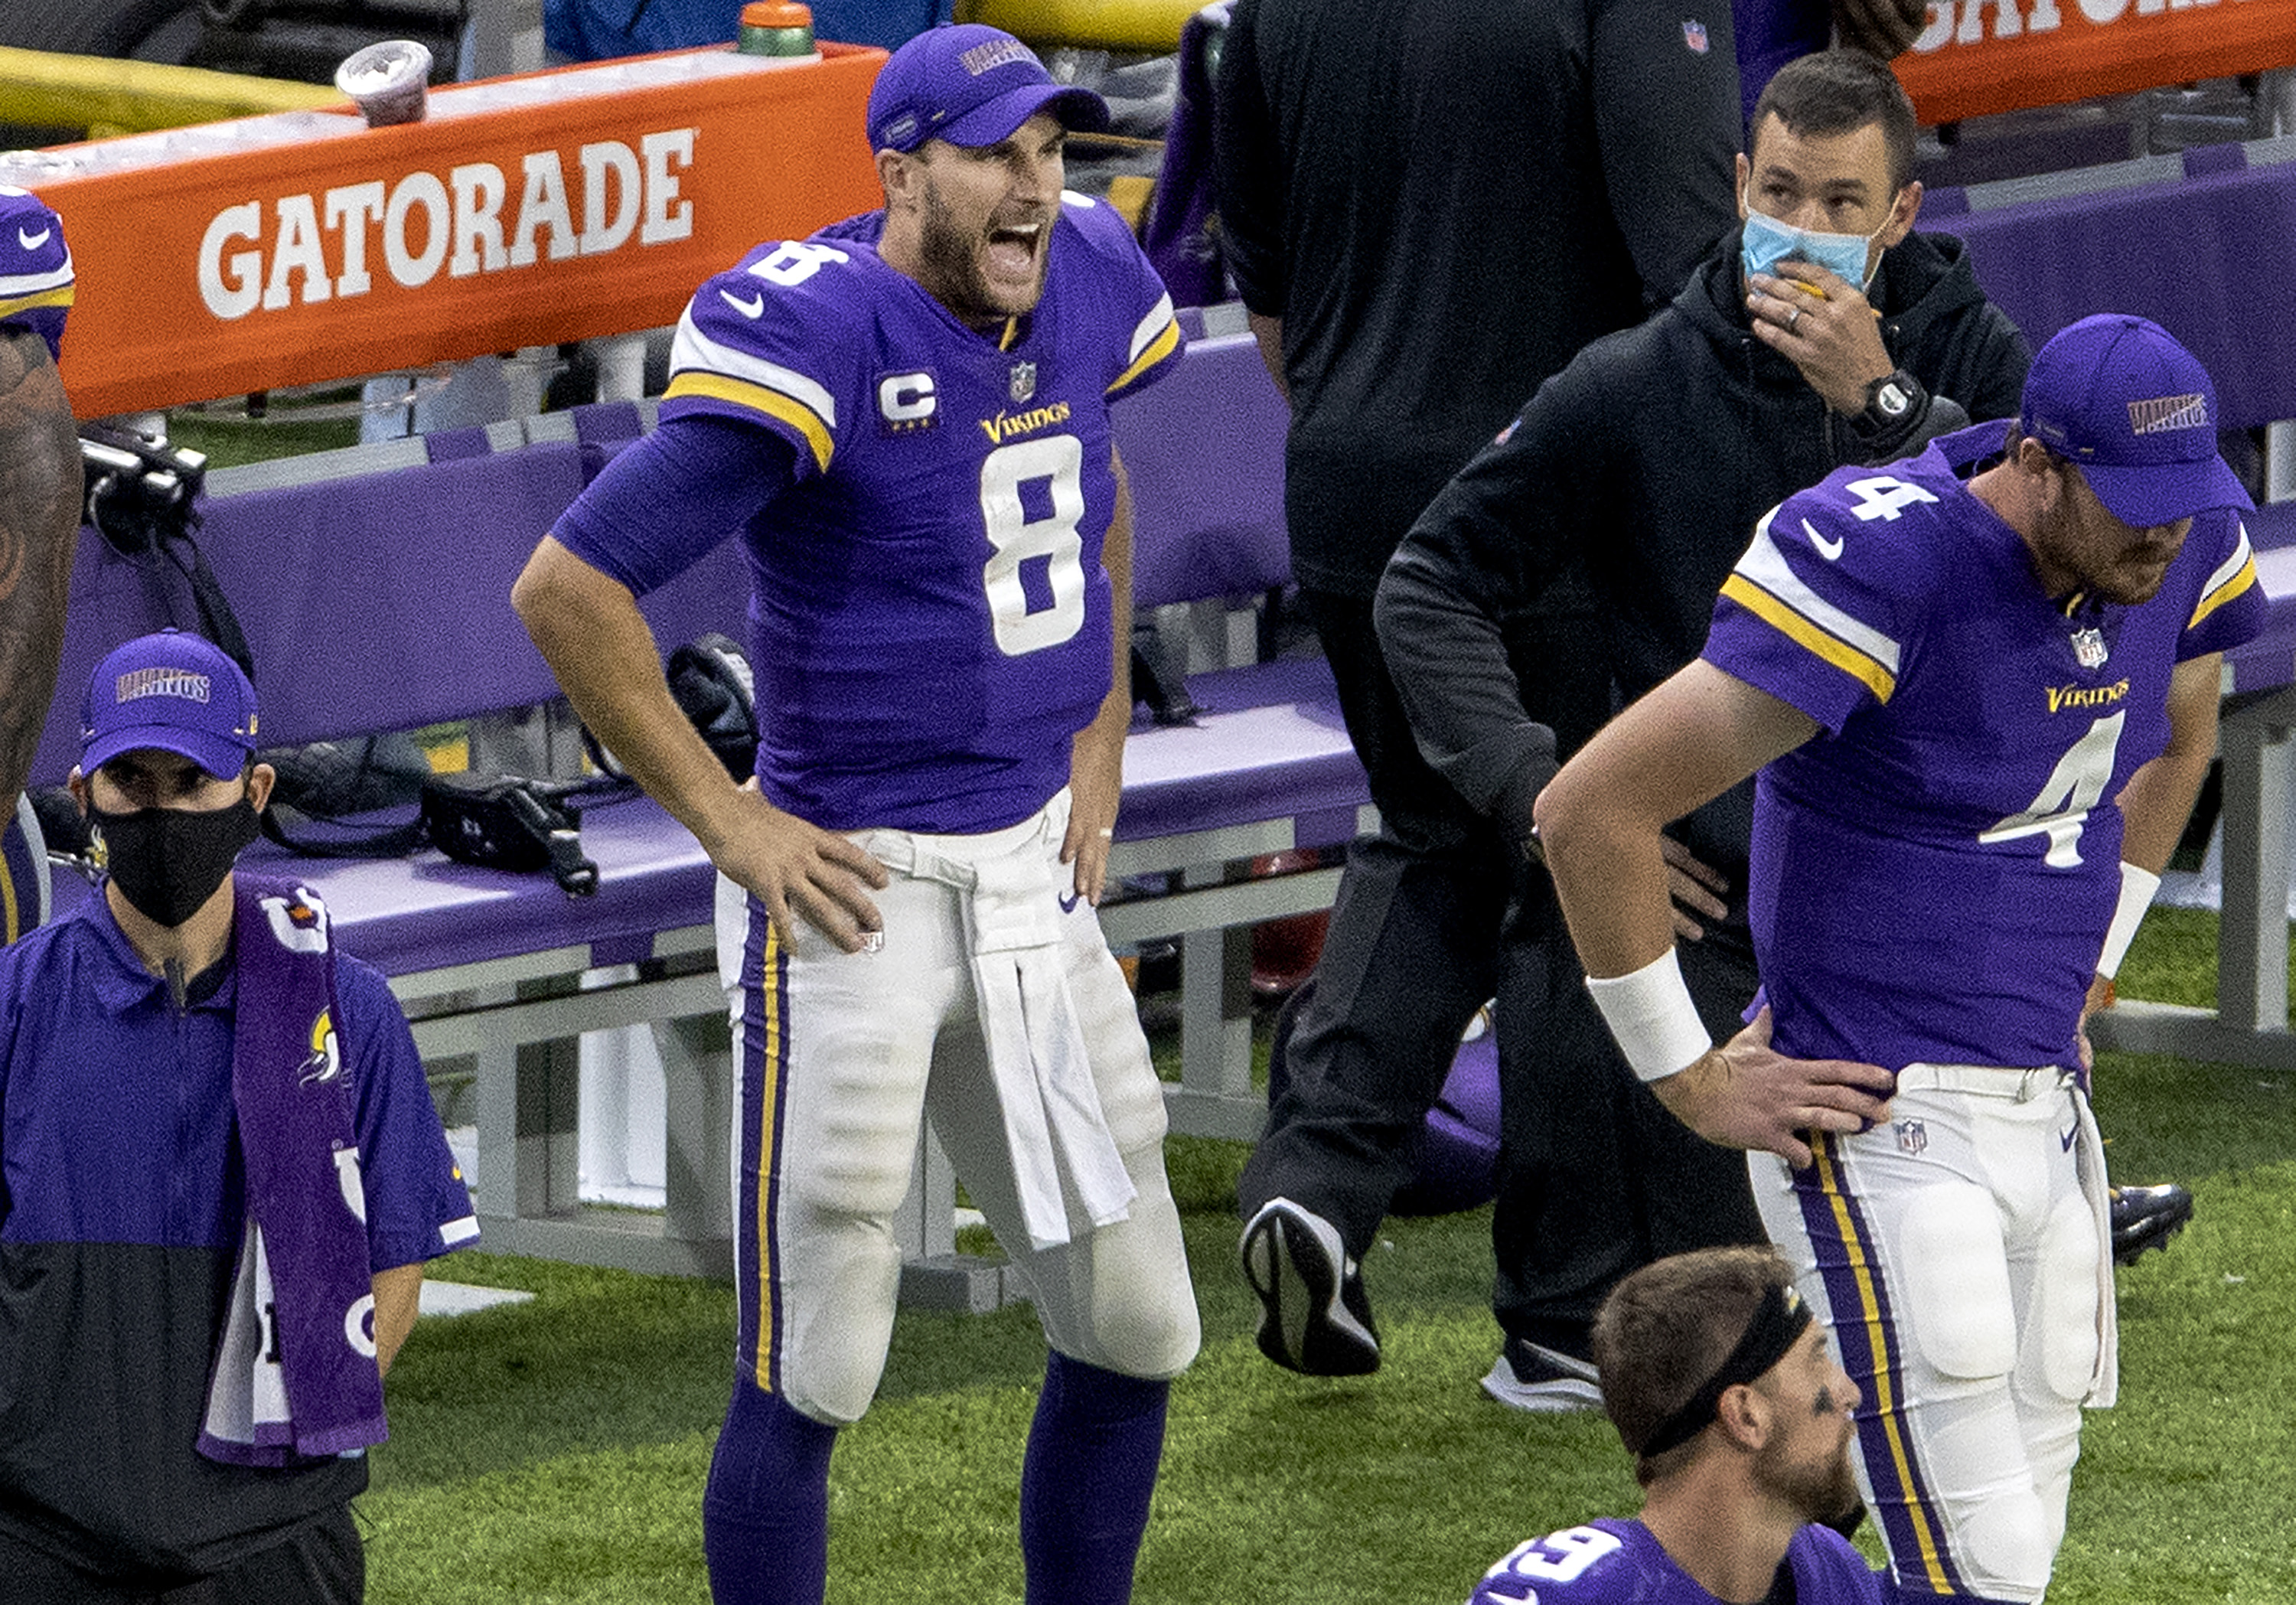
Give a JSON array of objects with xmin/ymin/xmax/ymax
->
[
  {"xmin": 1895, "ymin": 1118, "xmax": 1928, "ymax": 1156},
  {"xmin": 1682, "ymin": 18, "xmax": 1709, "ymax": 52},
  {"xmin": 2071, "ymin": 627, "xmax": 2108, "ymax": 670},
  {"xmin": 1009, "ymin": 362, "xmax": 1038, "ymax": 403}
]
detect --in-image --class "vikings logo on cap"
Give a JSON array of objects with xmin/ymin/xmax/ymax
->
[
  {"xmin": 2126, "ymin": 393, "xmax": 2210, "ymax": 437},
  {"xmin": 2018, "ymin": 313, "xmax": 2252, "ymax": 530},
  {"xmin": 80, "ymin": 630, "xmax": 259, "ymax": 781},
  {"xmin": 115, "ymin": 667, "xmax": 214, "ymax": 707},
  {"xmin": 866, "ymin": 23, "xmax": 1110, "ymax": 154}
]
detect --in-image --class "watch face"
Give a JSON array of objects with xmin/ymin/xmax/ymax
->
[{"xmin": 1876, "ymin": 380, "xmax": 1911, "ymax": 417}]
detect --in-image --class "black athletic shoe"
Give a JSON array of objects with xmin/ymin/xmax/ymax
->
[
  {"xmin": 2111, "ymin": 1182, "xmax": 2194, "ymax": 1265},
  {"xmin": 1240, "ymin": 1198, "xmax": 1381, "ymax": 1375},
  {"xmin": 1481, "ymin": 1336, "xmax": 1603, "ymax": 1414}
]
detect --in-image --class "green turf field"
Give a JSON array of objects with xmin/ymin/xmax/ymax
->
[{"xmin": 359, "ymin": 905, "xmax": 2296, "ymax": 1603}]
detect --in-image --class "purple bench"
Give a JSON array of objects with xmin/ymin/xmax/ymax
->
[
  {"xmin": 1107, "ymin": 318, "xmax": 1372, "ymax": 1138},
  {"xmin": 36, "ymin": 327, "xmax": 1365, "ymax": 1274},
  {"xmin": 35, "ymin": 403, "xmax": 755, "ymax": 1275}
]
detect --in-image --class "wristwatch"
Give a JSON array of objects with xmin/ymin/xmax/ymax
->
[
  {"xmin": 1849, "ymin": 368, "xmax": 1925, "ymax": 445},
  {"xmin": 1858, "ymin": 370, "xmax": 1922, "ymax": 430}
]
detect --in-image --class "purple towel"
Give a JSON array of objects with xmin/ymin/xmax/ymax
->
[
  {"xmin": 1142, "ymin": 5, "xmax": 1231, "ymax": 310},
  {"xmin": 199, "ymin": 876, "xmax": 388, "ymax": 1466}
]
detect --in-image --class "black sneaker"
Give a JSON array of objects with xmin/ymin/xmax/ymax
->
[
  {"xmin": 1482, "ymin": 1336, "xmax": 1602, "ymax": 1413},
  {"xmin": 1240, "ymin": 1198, "xmax": 1381, "ymax": 1375},
  {"xmin": 2111, "ymin": 1182, "xmax": 2194, "ymax": 1265}
]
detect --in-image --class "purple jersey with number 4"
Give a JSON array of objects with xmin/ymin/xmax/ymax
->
[
  {"xmin": 1469, "ymin": 1518, "xmax": 1883, "ymax": 1604},
  {"xmin": 654, "ymin": 194, "xmax": 1182, "ymax": 834},
  {"xmin": 1703, "ymin": 421, "xmax": 2265, "ymax": 1072}
]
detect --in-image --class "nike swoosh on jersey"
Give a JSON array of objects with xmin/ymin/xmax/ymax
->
[
  {"xmin": 1803, "ymin": 518, "xmax": 1845, "ymax": 561},
  {"xmin": 719, "ymin": 289, "xmax": 765, "ymax": 319},
  {"xmin": 1058, "ymin": 890, "xmax": 1083, "ymax": 914},
  {"xmin": 18, "ymin": 226, "xmax": 50, "ymax": 251},
  {"xmin": 2060, "ymin": 1125, "xmax": 2078, "ymax": 1153}
]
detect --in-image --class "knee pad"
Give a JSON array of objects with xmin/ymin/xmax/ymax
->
[
  {"xmin": 1947, "ymin": 1489, "xmax": 2056, "ymax": 1603},
  {"xmin": 772, "ymin": 1225, "xmax": 905, "ymax": 1424},
  {"xmin": 1031, "ymin": 1187, "xmax": 1201, "ymax": 1381},
  {"xmin": 2031, "ymin": 1193, "xmax": 2104, "ymax": 1405},
  {"xmin": 1897, "ymin": 1183, "xmax": 2016, "ymax": 1382}
]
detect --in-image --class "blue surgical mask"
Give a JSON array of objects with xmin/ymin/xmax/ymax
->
[{"xmin": 1739, "ymin": 197, "xmax": 1887, "ymax": 290}]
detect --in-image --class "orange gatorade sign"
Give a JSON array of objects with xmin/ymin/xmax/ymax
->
[
  {"xmin": 7, "ymin": 44, "xmax": 886, "ymax": 419},
  {"xmin": 1896, "ymin": 0, "xmax": 2296, "ymax": 126}
]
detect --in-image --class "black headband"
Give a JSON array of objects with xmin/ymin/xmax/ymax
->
[{"xmin": 1635, "ymin": 1282, "xmax": 1814, "ymax": 1457}]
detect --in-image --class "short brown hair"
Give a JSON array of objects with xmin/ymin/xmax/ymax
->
[
  {"xmin": 1749, "ymin": 49, "xmax": 1919, "ymax": 194},
  {"xmin": 1591, "ymin": 1247, "xmax": 1798, "ymax": 1486}
]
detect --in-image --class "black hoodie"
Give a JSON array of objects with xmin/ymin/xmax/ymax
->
[{"xmin": 1376, "ymin": 223, "xmax": 2030, "ymax": 882}]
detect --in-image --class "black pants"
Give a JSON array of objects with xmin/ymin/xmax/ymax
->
[
  {"xmin": 1239, "ymin": 585, "xmax": 1763, "ymax": 1353},
  {"xmin": 1238, "ymin": 586, "xmax": 1521, "ymax": 1253},
  {"xmin": 0, "ymin": 1505, "xmax": 363, "ymax": 1605},
  {"xmin": 1489, "ymin": 876, "xmax": 1766, "ymax": 1356}
]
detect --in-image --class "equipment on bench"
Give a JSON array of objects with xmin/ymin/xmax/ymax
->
[{"xmin": 79, "ymin": 424, "xmax": 253, "ymax": 684}]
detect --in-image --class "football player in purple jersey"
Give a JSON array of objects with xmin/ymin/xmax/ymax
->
[
  {"xmin": 0, "ymin": 186, "xmax": 79, "ymax": 944},
  {"xmin": 1473, "ymin": 1247, "xmax": 1883, "ymax": 1605},
  {"xmin": 513, "ymin": 24, "xmax": 1198, "ymax": 1605},
  {"xmin": 1533, "ymin": 315, "xmax": 2264, "ymax": 1602}
]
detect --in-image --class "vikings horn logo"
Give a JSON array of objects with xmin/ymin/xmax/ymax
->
[
  {"xmin": 262, "ymin": 888, "xmax": 331, "ymax": 954},
  {"xmin": 301, "ymin": 1008, "xmax": 344, "ymax": 1086}
]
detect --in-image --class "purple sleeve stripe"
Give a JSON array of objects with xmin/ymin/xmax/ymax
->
[
  {"xmin": 1105, "ymin": 315, "xmax": 1182, "ymax": 399},
  {"xmin": 662, "ymin": 374, "xmax": 832, "ymax": 471},
  {"xmin": 2187, "ymin": 553, "xmax": 2258, "ymax": 634},
  {"xmin": 1718, "ymin": 573, "xmax": 1898, "ymax": 703}
]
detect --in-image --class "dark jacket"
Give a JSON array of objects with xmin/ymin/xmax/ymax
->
[
  {"xmin": 1377, "ymin": 224, "xmax": 2030, "ymax": 869},
  {"xmin": 1213, "ymin": 0, "xmax": 1742, "ymax": 594}
]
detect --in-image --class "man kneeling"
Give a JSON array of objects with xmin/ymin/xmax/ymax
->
[{"xmin": 1472, "ymin": 1247, "xmax": 1880, "ymax": 1605}]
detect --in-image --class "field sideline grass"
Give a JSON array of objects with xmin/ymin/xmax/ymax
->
[{"xmin": 360, "ymin": 909, "xmax": 2296, "ymax": 1603}]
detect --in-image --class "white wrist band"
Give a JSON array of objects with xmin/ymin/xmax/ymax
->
[
  {"xmin": 1586, "ymin": 947, "xmax": 1714, "ymax": 1083},
  {"xmin": 2095, "ymin": 861, "xmax": 2161, "ymax": 980}
]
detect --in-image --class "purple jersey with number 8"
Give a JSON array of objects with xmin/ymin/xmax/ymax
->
[
  {"xmin": 1701, "ymin": 422, "xmax": 2264, "ymax": 1073},
  {"xmin": 654, "ymin": 194, "xmax": 1181, "ymax": 835}
]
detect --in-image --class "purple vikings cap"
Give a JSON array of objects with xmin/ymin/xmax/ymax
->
[
  {"xmin": 2020, "ymin": 313, "xmax": 2254, "ymax": 529},
  {"xmin": 0, "ymin": 186, "xmax": 73, "ymax": 363},
  {"xmin": 80, "ymin": 629, "xmax": 259, "ymax": 780},
  {"xmin": 866, "ymin": 23, "xmax": 1110, "ymax": 155}
]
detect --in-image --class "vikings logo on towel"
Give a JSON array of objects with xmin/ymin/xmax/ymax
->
[
  {"xmin": 302, "ymin": 1007, "xmax": 344, "ymax": 1086},
  {"xmin": 262, "ymin": 886, "xmax": 331, "ymax": 955}
]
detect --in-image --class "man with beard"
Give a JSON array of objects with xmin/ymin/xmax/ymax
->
[
  {"xmin": 1471, "ymin": 1247, "xmax": 1881, "ymax": 1605},
  {"xmin": 1531, "ymin": 316, "xmax": 2262, "ymax": 1602},
  {"xmin": 513, "ymin": 25, "xmax": 1199, "ymax": 1605}
]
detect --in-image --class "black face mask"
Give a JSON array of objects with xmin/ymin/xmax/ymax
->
[{"xmin": 90, "ymin": 798, "xmax": 262, "ymax": 929}]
